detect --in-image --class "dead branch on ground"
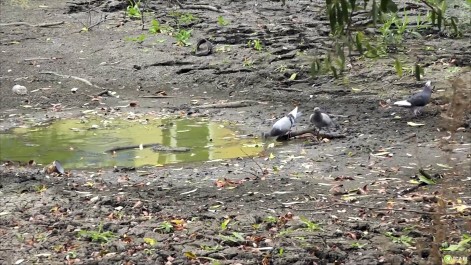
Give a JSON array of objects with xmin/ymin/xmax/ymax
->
[
  {"xmin": 0, "ymin": 21, "xmax": 64, "ymax": 27},
  {"xmin": 106, "ymin": 143, "xmax": 190, "ymax": 153},
  {"xmin": 197, "ymin": 100, "xmax": 259, "ymax": 109},
  {"xmin": 275, "ymin": 127, "xmax": 346, "ymax": 141},
  {"xmin": 39, "ymin": 71, "xmax": 103, "ymax": 89},
  {"xmin": 173, "ymin": 0, "xmax": 226, "ymax": 12}
]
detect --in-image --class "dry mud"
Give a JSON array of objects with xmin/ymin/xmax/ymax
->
[{"xmin": 0, "ymin": 0, "xmax": 470, "ymax": 264}]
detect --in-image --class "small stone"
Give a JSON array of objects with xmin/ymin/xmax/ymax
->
[
  {"xmin": 12, "ymin": 85, "xmax": 27, "ymax": 95},
  {"xmin": 71, "ymin": 87, "xmax": 78, "ymax": 93}
]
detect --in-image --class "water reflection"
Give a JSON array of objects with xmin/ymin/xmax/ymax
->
[{"xmin": 0, "ymin": 117, "xmax": 262, "ymax": 169}]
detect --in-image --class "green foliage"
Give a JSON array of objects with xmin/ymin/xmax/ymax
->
[
  {"xmin": 157, "ymin": 221, "xmax": 174, "ymax": 233},
  {"xmin": 278, "ymin": 247, "xmax": 284, "ymax": 256},
  {"xmin": 125, "ymin": 33, "xmax": 147, "ymax": 43},
  {"xmin": 126, "ymin": 0, "xmax": 141, "ymax": 19},
  {"xmin": 78, "ymin": 224, "xmax": 116, "ymax": 243},
  {"xmin": 34, "ymin": 184, "xmax": 47, "ymax": 193},
  {"xmin": 169, "ymin": 11, "xmax": 197, "ymax": 25},
  {"xmin": 264, "ymin": 216, "xmax": 278, "ymax": 224},
  {"xmin": 351, "ymin": 242, "xmax": 367, "ymax": 249},
  {"xmin": 299, "ymin": 216, "xmax": 321, "ymax": 231},
  {"xmin": 143, "ymin": 237, "xmax": 157, "ymax": 246},
  {"xmin": 247, "ymin": 39, "xmax": 263, "ymax": 51},
  {"xmin": 149, "ymin": 19, "xmax": 161, "ymax": 34},
  {"xmin": 441, "ymin": 234, "xmax": 471, "ymax": 252},
  {"xmin": 310, "ymin": 45, "xmax": 346, "ymax": 78},
  {"xmin": 422, "ymin": 0, "xmax": 463, "ymax": 36},
  {"xmin": 243, "ymin": 57, "xmax": 254, "ymax": 68},
  {"xmin": 318, "ymin": 0, "xmax": 465, "ymax": 79},
  {"xmin": 219, "ymin": 232, "xmax": 245, "ymax": 243},
  {"xmin": 394, "ymin": 58, "xmax": 403, "ymax": 77},
  {"xmin": 217, "ymin": 16, "xmax": 229, "ymax": 26},
  {"xmin": 220, "ymin": 218, "xmax": 230, "ymax": 230},
  {"xmin": 414, "ymin": 64, "xmax": 424, "ymax": 81},
  {"xmin": 385, "ymin": 232, "xmax": 415, "ymax": 247},
  {"xmin": 175, "ymin": 29, "xmax": 192, "ymax": 46}
]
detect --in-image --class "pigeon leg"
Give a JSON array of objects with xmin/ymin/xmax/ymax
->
[{"xmin": 413, "ymin": 107, "xmax": 423, "ymax": 117}]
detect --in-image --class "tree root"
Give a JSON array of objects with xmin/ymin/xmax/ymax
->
[
  {"xmin": 0, "ymin": 21, "xmax": 64, "ymax": 27},
  {"xmin": 106, "ymin": 143, "xmax": 190, "ymax": 153},
  {"xmin": 174, "ymin": 0, "xmax": 226, "ymax": 13},
  {"xmin": 197, "ymin": 100, "xmax": 259, "ymax": 109},
  {"xmin": 39, "ymin": 71, "xmax": 103, "ymax": 89},
  {"xmin": 275, "ymin": 127, "xmax": 346, "ymax": 141}
]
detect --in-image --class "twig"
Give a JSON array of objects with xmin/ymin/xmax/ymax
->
[
  {"xmin": 275, "ymin": 127, "xmax": 346, "ymax": 141},
  {"xmin": 24, "ymin": 57, "xmax": 62, "ymax": 61},
  {"xmin": 174, "ymin": 0, "xmax": 226, "ymax": 13},
  {"xmin": 273, "ymin": 87, "xmax": 303, "ymax": 92},
  {"xmin": 39, "ymin": 71, "xmax": 102, "ymax": 89},
  {"xmin": 86, "ymin": 14, "xmax": 108, "ymax": 31},
  {"xmin": 197, "ymin": 100, "xmax": 259, "ymax": 109},
  {"xmin": 295, "ymin": 202, "xmax": 448, "ymax": 215},
  {"xmin": 139, "ymin": 95, "xmax": 176, "ymax": 98},
  {"xmin": 106, "ymin": 143, "xmax": 190, "ymax": 153},
  {"xmin": 0, "ymin": 21, "xmax": 64, "ymax": 27},
  {"xmin": 239, "ymin": 148, "xmax": 265, "ymax": 179}
]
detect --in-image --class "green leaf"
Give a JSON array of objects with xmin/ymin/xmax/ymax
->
[
  {"xmin": 340, "ymin": 0, "xmax": 349, "ymax": 23},
  {"xmin": 144, "ymin": 237, "xmax": 157, "ymax": 246},
  {"xmin": 355, "ymin": 32, "xmax": 364, "ymax": 53},
  {"xmin": 394, "ymin": 58, "xmax": 403, "ymax": 77},
  {"xmin": 220, "ymin": 218, "xmax": 230, "ymax": 230},
  {"xmin": 331, "ymin": 66, "xmax": 338, "ymax": 78},
  {"xmin": 418, "ymin": 173, "xmax": 436, "ymax": 185},
  {"xmin": 371, "ymin": 0, "xmax": 378, "ymax": 26},
  {"xmin": 184, "ymin": 251, "xmax": 197, "ymax": 260},
  {"xmin": 289, "ymin": 73, "xmax": 297, "ymax": 80},
  {"xmin": 380, "ymin": 0, "xmax": 398, "ymax": 12},
  {"xmin": 414, "ymin": 64, "xmax": 423, "ymax": 81}
]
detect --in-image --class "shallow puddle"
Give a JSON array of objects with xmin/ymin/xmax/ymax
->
[{"xmin": 0, "ymin": 116, "xmax": 263, "ymax": 169}]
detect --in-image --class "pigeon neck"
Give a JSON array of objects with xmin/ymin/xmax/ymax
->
[{"xmin": 287, "ymin": 114, "xmax": 295, "ymax": 125}]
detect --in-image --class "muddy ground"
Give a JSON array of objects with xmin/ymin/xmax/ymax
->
[{"xmin": 1, "ymin": 0, "xmax": 470, "ymax": 264}]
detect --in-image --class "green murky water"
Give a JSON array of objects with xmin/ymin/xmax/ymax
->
[{"xmin": 0, "ymin": 117, "xmax": 263, "ymax": 169}]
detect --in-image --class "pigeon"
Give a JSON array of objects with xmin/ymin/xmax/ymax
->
[
  {"xmin": 310, "ymin": 107, "xmax": 334, "ymax": 131},
  {"xmin": 393, "ymin": 81, "xmax": 433, "ymax": 116},
  {"xmin": 263, "ymin": 107, "xmax": 302, "ymax": 138}
]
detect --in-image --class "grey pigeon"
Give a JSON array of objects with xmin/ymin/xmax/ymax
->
[
  {"xmin": 393, "ymin": 81, "xmax": 433, "ymax": 116},
  {"xmin": 310, "ymin": 107, "xmax": 334, "ymax": 131},
  {"xmin": 263, "ymin": 107, "xmax": 302, "ymax": 138}
]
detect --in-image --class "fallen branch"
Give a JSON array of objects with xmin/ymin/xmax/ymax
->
[
  {"xmin": 295, "ymin": 202, "xmax": 447, "ymax": 215},
  {"xmin": 273, "ymin": 87, "xmax": 303, "ymax": 92},
  {"xmin": 197, "ymin": 100, "xmax": 259, "ymax": 109},
  {"xmin": 275, "ymin": 127, "xmax": 346, "ymax": 141},
  {"xmin": 39, "ymin": 71, "xmax": 101, "ymax": 89},
  {"xmin": 139, "ymin": 95, "xmax": 176, "ymax": 98},
  {"xmin": 194, "ymin": 38, "xmax": 213, "ymax": 56},
  {"xmin": 24, "ymin": 57, "xmax": 62, "ymax": 61},
  {"xmin": 106, "ymin": 143, "xmax": 190, "ymax": 153},
  {"xmin": 0, "ymin": 21, "xmax": 64, "ymax": 27},
  {"xmin": 174, "ymin": 0, "xmax": 226, "ymax": 12},
  {"xmin": 80, "ymin": 14, "xmax": 108, "ymax": 32}
]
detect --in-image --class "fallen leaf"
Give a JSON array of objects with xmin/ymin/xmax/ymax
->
[
  {"xmin": 407, "ymin": 122, "xmax": 425, "ymax": 127},
  {"xmin": 184, "ymin": 251, "xmax": 197, "ymax": 260}
]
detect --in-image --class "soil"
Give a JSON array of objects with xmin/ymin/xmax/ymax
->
[{"xmin": 1, "ymin": 0, "xmax": 470, "ymax": 264}]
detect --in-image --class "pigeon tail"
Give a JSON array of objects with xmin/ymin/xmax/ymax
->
[
  {"xmin": 393, "ymin": 100, "xmax": 412, "ymax": 107},
  {"xmin": 288, "ymin": 107, "xmax": 298, "ymax": 118}
]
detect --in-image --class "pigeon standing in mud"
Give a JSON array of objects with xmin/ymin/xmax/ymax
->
[
  {"xmin": 393, "ymin": 81, "xmax": 433, "ymax": 116},
  {"xmin": 262, "ymin": 107, "xmax": 302, "ymax": 138},
  {"xmin": 310, "ymin": 107, "xmax": 335, "ymax": 131}
]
